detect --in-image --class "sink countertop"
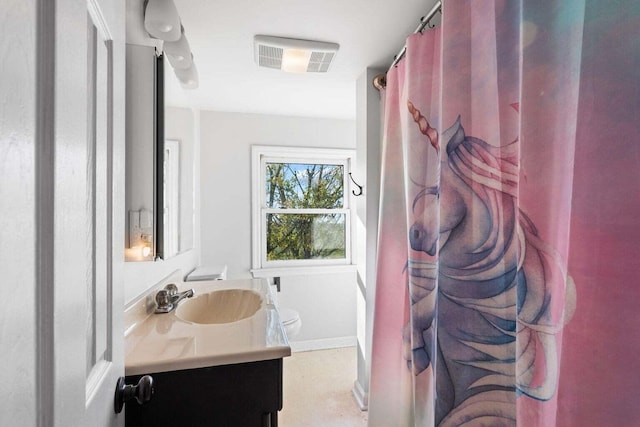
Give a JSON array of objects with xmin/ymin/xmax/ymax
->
[{"xmin": 125, "ymin": 278, "xmax": 291, "ymax": 376}]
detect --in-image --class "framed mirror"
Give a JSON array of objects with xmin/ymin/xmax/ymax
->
[
  {"xmin": 125, "ymin": 45, "xmax": 159, "ymax": 261},
  {"xmin": 125, "ymin": 49, "xmax": 194, "ymax": 262}
]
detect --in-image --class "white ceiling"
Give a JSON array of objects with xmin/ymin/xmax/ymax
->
[{"xmin": 128, "ymin": 0, "xmax": 438, "ymax": 120}]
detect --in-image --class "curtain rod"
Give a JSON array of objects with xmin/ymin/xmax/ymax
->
[
  {"xmin": 390, "ymin": 0, "xmax": 442, "ymax": 68},
  {"xmin": 373, "ymin": 0, "xmax": 442, "ymax": 90}
]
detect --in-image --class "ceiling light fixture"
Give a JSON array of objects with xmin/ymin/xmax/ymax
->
[
  {"xmin": 254, "ymin": 35, "xmax": 339, "ymax": 73},
  {"xmin": 164, "ymin": 25, "xmax": 193, "ymax": 69},
  {"xmin": 141, "ymin": 0, "xmax": 198, "ymax": 90},
  {"xmin": 174, "ymin": 63, "xmax": 198, "ymax": 89},
  {"xmin": 144, "ymin": 0, "xmax": 181, "ymax": 41}
]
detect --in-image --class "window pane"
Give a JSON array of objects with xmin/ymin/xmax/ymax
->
[
  {"xmin": 265, "ymin": 163, "xmax": 344, "ymax": 209},
  {"xmin": 266, "ymin": 213, "xmax": 346, "ymax": 261}
]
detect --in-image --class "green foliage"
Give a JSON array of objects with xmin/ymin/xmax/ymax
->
[{"xmin": 266, "ymin": 163, "xmax": 346, "ymax": 261}]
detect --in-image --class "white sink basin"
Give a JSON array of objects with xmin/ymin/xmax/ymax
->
[{"xmin": 176, "ymin": 289, "xmax": 262, "ymax": 324}]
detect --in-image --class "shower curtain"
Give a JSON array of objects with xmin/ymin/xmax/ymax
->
[{"xmin": 368, "ymin": 1, "xmax": 640, "ymax": 426}]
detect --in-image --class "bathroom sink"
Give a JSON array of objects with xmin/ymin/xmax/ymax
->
[
  {"xmin": 125, "ymin": 277, "xmax": 290, "ymax": 376},
  {"xmin": 175, "ymin": 289, "xmax": 262, "ymax": 324}
]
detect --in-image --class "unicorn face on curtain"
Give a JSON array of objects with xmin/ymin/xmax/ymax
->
[{"xmin": 405, "ymin": 107, "xmax": 576, "ymax": 425}]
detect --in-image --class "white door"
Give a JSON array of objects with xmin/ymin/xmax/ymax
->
[
  {"xmin": 84, "ymin": 0, "xmax": 126, "ymax": 425},
  {"xmin": 0, "ymin": 0, "xmax": 126, "ymax": 426}
]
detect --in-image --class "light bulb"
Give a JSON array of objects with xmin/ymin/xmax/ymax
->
[
  {"xmin": 164, "ymin": 27, "xmax": 193, "ymax": 69},
  {"xmin": 144, "ymin": 0, "xmax": 181, "ymax": 41},
  {"xmin": 281, "ymin": 49, "xmax": 312, "ymax": 73}
]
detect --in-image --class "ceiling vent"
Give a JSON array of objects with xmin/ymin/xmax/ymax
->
[{"xmin": 254, "ymin": 35, "xmax": 339, "ymax": 73}]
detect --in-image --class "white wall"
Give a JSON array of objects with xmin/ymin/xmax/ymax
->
[
  {"xmin": 199, "ymin": 111, "xmax": 357, "ymax": 346},
  {"xmin": 124, "ymin": 107, "xmax": 201, "ymax": 304},
  {"xmin": 353, "ymin": 68, "xmax": 384, "ymax": 409}
]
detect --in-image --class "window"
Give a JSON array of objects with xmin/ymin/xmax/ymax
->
[{"xmin": 251, "ymin": 146, "xmax": 356, "ymax": 274}]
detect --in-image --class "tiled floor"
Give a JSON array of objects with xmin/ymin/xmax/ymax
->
[{"xmin": 280, "ymin": 346, "xmax": 368, "ymax": 427}]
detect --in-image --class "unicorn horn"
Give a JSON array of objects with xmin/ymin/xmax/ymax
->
[{"xmin": 408, "ymin": 101, "xmax": 439, "ymax": 154}]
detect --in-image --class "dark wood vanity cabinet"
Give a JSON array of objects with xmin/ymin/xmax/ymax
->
[{"xmin": 125, "ymin": 358, "xmax": 283, "ymax": 427}]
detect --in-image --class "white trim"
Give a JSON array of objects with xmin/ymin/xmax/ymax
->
[
  {"xmin": 264, "ymin": 208, "xmax": 349, "ymax": 215},
  {"xmin": 251, "ymin": 146, "xmax": 262, "ymax": 269},
  {"xmin": 264, "ymin": 155, "xmax": 350, "ymax": 166},
  {"xmin": 251, "ymin": 264, "xmax": 357, "ymax": 278},
  {"xmin": 164, "ymin": 139, "xmax": 181, "ymax": 258},
  {"xmin": 289, "ymin": 336, "xmax": 357, "ymax": 353},
  {"xmin": 87, "ymin": 0, "xmax": 113, "ymax": 41},
  {"xmin": 85, "ymin": 359, "xmax": 111, "ymax": 405},
  {"xmin": 262, "ymin": 257, "xmax": 351, "ymax": 268},
  {"xmin": 352, "ymin": 380, "xmax": 369, "ymax": 411},
  {"xmin": 253, "ymin": 145, "xmax": 356, "ymax": 160}
]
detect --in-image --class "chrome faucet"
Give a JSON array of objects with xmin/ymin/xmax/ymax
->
[{"xmin": 154, "ymin": 284, "xmax": 194, "ymax": 314}]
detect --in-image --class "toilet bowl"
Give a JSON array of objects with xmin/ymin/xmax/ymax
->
[{"xmin": 279, "ymin": 308, "xmax": 301, "ymax": 338}]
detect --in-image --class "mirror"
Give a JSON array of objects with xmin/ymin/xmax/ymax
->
[
  {"xmin": 125, "ymin": 44, "xmax": 157, "ymax": 261},
  {"xmin": 125, "ymin": 48, "xmax": 194, "ymax": 261}
]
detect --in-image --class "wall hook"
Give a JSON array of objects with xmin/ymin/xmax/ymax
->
[{"xmin": 348, "ymin": 173, "xmax": 363, "ymax": 196}]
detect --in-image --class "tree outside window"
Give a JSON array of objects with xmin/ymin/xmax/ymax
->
[{"xmin": 265, "ymin": 162, "xmax": 346, "ymax": 261}]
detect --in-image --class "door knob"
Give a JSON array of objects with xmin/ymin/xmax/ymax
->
[{"xmin": 114, "ymin": 375, "xmax": 154, "ymax": 414}]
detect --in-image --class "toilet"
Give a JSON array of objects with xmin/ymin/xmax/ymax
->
[
  {"xmin": 185, "ymin": 265, "xmax": 227, "ymax": 281},
  {"xmin": 279, "ymin": 307, "xmax": 302, "ymax": 338},
  {"xmin": 270, "ymin": 279, "xmax": 301, "ymax": 338}
]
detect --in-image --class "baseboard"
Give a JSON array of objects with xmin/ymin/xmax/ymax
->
[
  {"xmin": 352, "ymin": 379, "xmax": 368, "ymax": 411},
  {"xmin": 289, "ymin": 336, "xmax": 357, "ymax": 353}
]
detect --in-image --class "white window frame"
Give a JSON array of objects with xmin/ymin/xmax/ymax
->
[
  {"xmin": 163, "ymin": 139, "xmax": 180, "ymax": 258},
  {"xmin": 251, "ymin": 145, "xmax": 357, "ymax": 277}
]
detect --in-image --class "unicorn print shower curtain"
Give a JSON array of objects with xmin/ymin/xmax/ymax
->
[{"xmin": 368, "ymin": 0, "xmax": 640, "ymax": 426}]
